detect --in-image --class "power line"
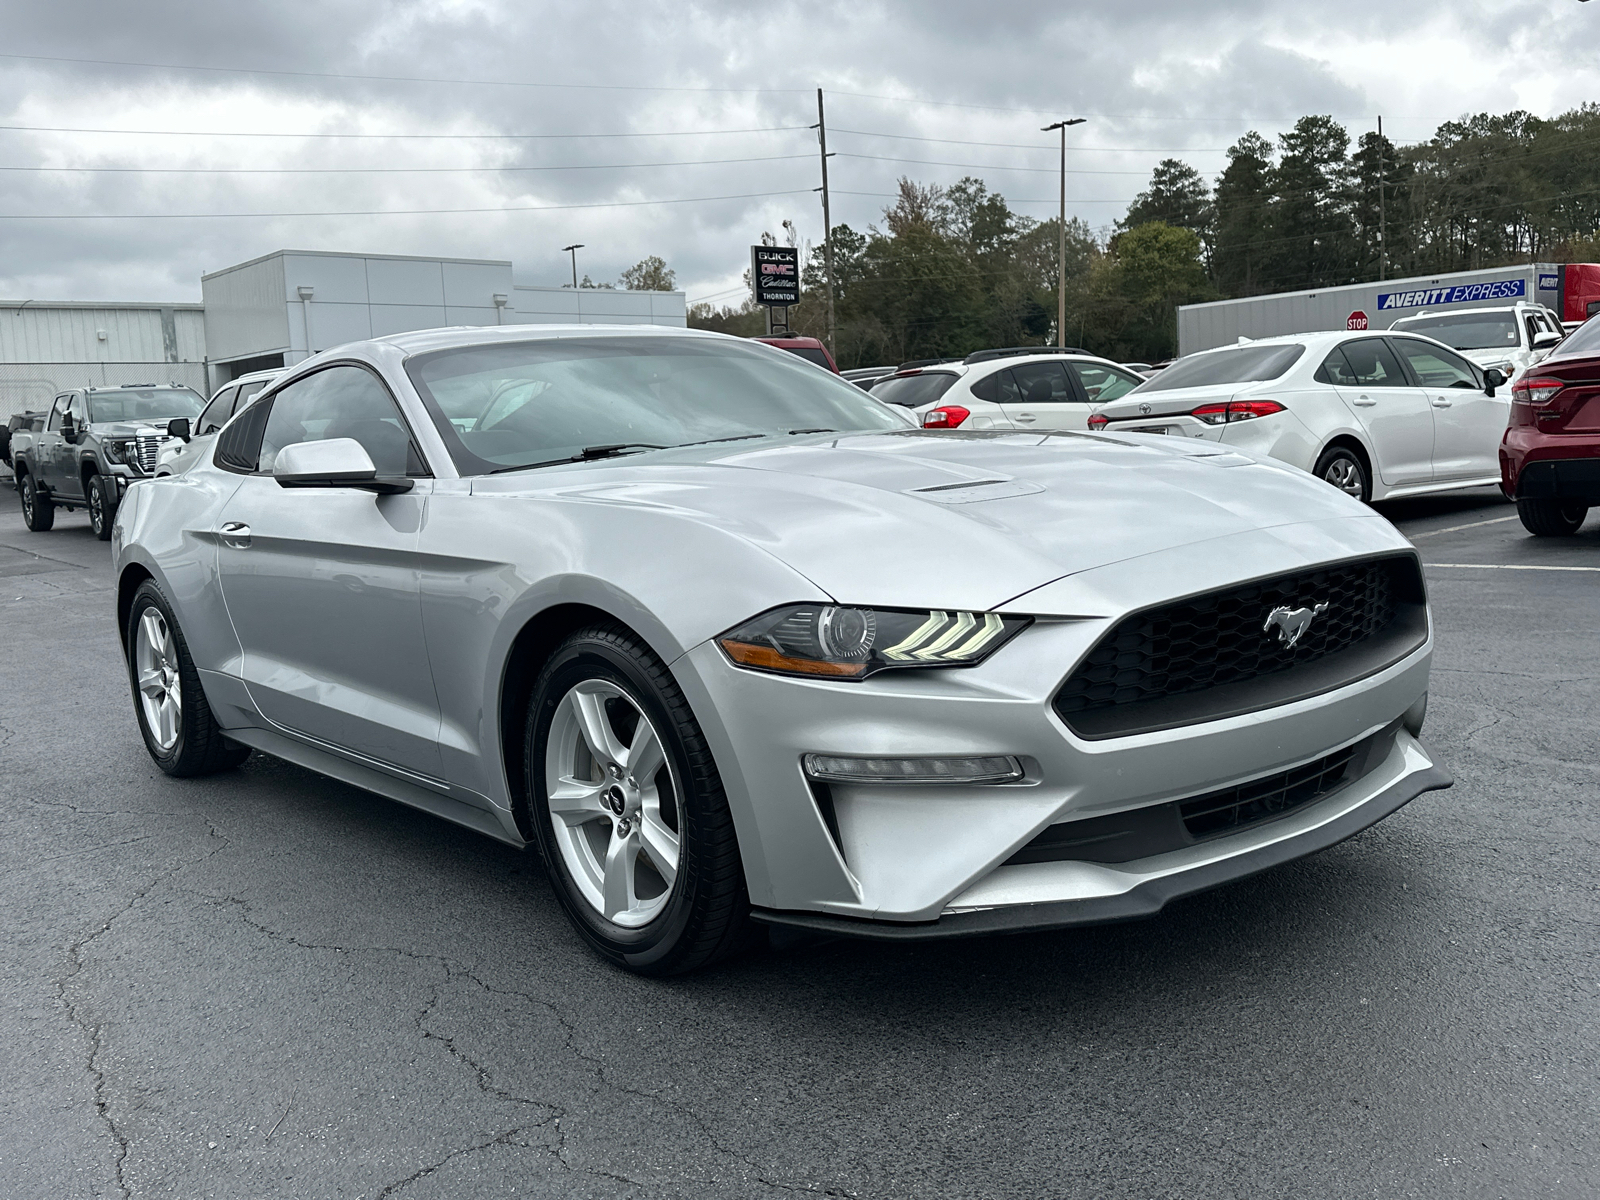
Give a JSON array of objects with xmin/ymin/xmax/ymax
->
[
  {"xmin": 831, "ymin": 128, "xmax": 1232, "ymax": 153},
  {"xmin": 0, "ymin": 188, "xmax": 815, "ymax": 220},
  {"xmin": 0, "ymin": 51, "xmax": 811, "ymax": 94},
  {"xmin": 835, "ymin": 152, "xmax": 1153, "ymax": 176},
  {"xmin": 0, "ymin": 153, "xmax": 814, "ymax": 175},
  {"xmin": 0, "ymin": 121, "xmax": 811, "ymax": 141},
  {"xmin": 834, "ymin": 190, "xmax": 1129, "ymax": 204}
]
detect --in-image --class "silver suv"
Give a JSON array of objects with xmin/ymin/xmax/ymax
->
[{"xmin": 156, "ymin": 369, "xmax": 282, "ymax": 476}]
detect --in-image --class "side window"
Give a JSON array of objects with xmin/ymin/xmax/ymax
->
[
  {"xmin": 970, "ymin": 368, "xmax": 1021, "ymax": 404},
  {"xmin": 1069, "ymin": 363, "xmax": 1141, "ymax": 403},
  {"xmin": 1391, "ymin": 339, "xmax": 1481, "ymax": 390},
  {"xmin": 196, "ymin": 388, "xmax": 237, "ymax": 436},
  {"xmin": 47, "ymin": 395, "xmax": 71, "ymax": 430},
  {"xmin": 1523, "ymin": 314, "xmax": 1542, "ymax": 347},
  {"xmin": 68, "ymin": 394, "xmax": 88, "ymax": 424},
  {"xmin": 1315, "ymin": 350, "xmax": 1358, "ymax": 386},
  {"xmin": 256, "ymin": 365, "xmax": 424, "ymax": 476},
  {"xmin": 1004, "ymin": 361, "xmax": 1070, "ymax": 404},
  {"xmin": 1337, "ymin": 339, "xmax": 1407, "ymax": 386},
  {"xmin": 234, "ymin": 379, "xmax": 269, "ymax": 408}
]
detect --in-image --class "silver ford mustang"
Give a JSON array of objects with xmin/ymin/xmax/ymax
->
[{"xmin": 112, "ymin": 326, "xmax": 1450, "ymax": 973}]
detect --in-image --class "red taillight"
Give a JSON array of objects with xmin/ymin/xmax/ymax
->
[
  {"xmin": 1511, "ymin": 376, "xmax": 1563, "ymax": 406},
  {"xmin": 923, "ymin": 405, "xmax": 970, "ymax": 429},
  {"xmin": 1087, "ymin": 413, "xmax": 1109, "ymax": 430},
  {"xmin": 1191, "ymin": 399, "xmax": 1286, "ymax": 425}
]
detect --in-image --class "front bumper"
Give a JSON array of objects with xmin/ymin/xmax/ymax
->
[{"xmin": 671, "ymin": 529, "xmax": 1437, "ymax": 929}]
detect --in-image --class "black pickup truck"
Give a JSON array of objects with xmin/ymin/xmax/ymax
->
[{"xmin": 10, "ymin": 384, "xmax": 204, "ymax": 539}]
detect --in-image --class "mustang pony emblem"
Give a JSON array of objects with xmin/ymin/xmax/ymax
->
[{"xmin": 1262, "ymin": 602, "xmax": 1329, "ymax": 649}]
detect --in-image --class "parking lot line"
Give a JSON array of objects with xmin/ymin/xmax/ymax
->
[
  {"xmin": 1425, "ymin": 562, "xmax": 1600, "ymax": 572},
  {"xmin": 1408, "ymin": 516, "xmax": 1519, "ymax": 539}
]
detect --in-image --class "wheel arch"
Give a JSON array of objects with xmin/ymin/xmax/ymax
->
[
  {"xmin": 1319, "ymin": 434, "xmax": 1374, "ymax": 488},
  {"xmin": 116, "ymin": 562, "xmax": 156, "ymax": 652}
]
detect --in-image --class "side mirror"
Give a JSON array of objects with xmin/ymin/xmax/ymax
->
[
  {"xmin": 59, "ymin": 413, "xmax": 77, "ymax": 441},
  {"xmin": 167, "ymin": 417, "xmax": 191, "ymax": 442},
  {"xmin": 1484, "ymin": 367, "xmax": 1506, "ymax": 397},
  {"xmin": 1532, "ymin": 330, "xmax": 1563, "ymax": 349},
  {"xmin": 272, "ymin": 437, "xmax": 412, "ymax": 494}
]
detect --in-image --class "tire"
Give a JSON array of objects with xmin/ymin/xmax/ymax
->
[
  {"xmin": 1516, "ymin": 497, "xmax": 1588, "ymax": 537},
  {"xmin": 87, "ymin": 475, "xmax": 116, "ymax": 541},
  {"xmin": 125, "ymin": 579, "xmax": 252, "ymax": 776},
  {"xmin": 19, "ymin": 472, "xmax": 54, "ymax": 532},
  {"xmin": 1314, "ymin": 446, "xmax": 1371, "ymax": 504},
  {"xmin": 525, "ymin": 623, "xmax": 753, "ymax": 975}
]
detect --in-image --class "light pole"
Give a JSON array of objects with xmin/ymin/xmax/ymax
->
[
  {"xmin": 1041, "ymin": 119, "xmax": 1086, "ymax": 347},
  {"xmin": 562, "ymin": 243, "xmax": 584, "ymax": 288}
]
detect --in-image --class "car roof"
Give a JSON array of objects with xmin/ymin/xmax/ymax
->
[{"xmin": 371, "ymin": 323, "xmax": 736, "ymax": 356}]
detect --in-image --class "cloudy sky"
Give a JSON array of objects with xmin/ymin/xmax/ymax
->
[{"xmin": 0, "ymin": 0, "xmax": 1596, "ymax": 307}]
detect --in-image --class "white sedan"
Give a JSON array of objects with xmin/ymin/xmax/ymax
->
[
  {"xmin": 1088, "ymin": 331, "xmax": 1510, "ymax": 503},
  {"xmin": 870, "ymin": 351, "xmax": 1146, "ymax": 431}
]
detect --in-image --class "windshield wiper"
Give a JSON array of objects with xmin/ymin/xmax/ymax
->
[
  {"xmin": 486, "ymin": 443, "xmax": 666, "ymax": 474},
  {"xmin": 675, "ymin": 433, "xmax": 769, "ymax": 448},
  {"xmin": 786, "ymin": 427, "xmax": 837, "ymax": 435}
]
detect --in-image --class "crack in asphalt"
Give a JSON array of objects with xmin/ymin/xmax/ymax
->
[
  {"xmin": 374, "ymin": 1124, "xmax": 548, "ymax": 1197},
  {"xmin": 200, "ymin": 894, "xmax": 856, "ymax": 1198},
  {"xmin": 51, "ymin": 819, "xmax": 234, "ymax": 1200}
]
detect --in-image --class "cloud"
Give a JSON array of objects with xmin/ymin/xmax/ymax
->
[{"xmin": 0, "ymin": 0, "xmax": 1594, "ymax": 303}]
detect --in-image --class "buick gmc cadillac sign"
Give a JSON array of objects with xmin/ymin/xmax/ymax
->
[
  {"xmin": 1377, "ymin": 277, "xmax": 1525, "ymax": 310},
  {"xmin": 751, "ymin": 245, "xmax": 800, "ymax": 306}
]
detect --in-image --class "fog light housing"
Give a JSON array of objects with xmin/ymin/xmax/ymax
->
[{"xmin": 801, "ymin": 753, "xmax": 1024, "ymax": 785}]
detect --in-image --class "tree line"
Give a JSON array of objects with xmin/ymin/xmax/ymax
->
[{"xmin": 686, "ymin": 103, "xmax": 1600, "ymax": 368}]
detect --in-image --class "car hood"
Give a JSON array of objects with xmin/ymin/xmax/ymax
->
[
  {"xmin": 1456, "ymin": 347, "xmax": 1519, "ymax": 367},
  {"xmin": 471, "ymin": 430, "xmax": 1384, "ymax": 612}
]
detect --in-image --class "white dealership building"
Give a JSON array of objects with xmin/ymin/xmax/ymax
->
[{"xmin": 0, "ymin": 248, "xmax": 687, "ymax": 422}]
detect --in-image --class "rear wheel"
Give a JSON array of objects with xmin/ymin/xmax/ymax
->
[
  {"xmin": 525, "ymin": 623, "xmax": 752, "ymax": 975},
  {"xmin": 87, "ymin": 475, "xmax": 116, "ymax": 541},
  {"xmin": 1516, "ymin": 497, "xmax": 1588, "ymax": 537},
  {"xmin": 1314, "ymin": 446, "xmax": 1370, "ymax": 504},
  {"xmin": 125, "ymin": 580, "xmax": 252, "ymax": 776},
  {"xmin": 19, "ymin": 473, "xmax": 53, "ymax": 532}
]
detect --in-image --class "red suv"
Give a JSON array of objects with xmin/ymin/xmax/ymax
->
[
  {"xmin": 1501, "ymin": 314, "xmax": 1600, "ymax": 535},
  {"xmin": 753, "ymin": 336, "xmax": 839, "ymax": 373}
]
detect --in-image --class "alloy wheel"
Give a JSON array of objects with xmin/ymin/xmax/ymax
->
[
  {"xmin": 1323, "ymin": 456, "xmax": 1364, "ymax": 497},
  {"xmin": 545, "ymin": 678, "xmax": 681, "ymax": 928},
  {"xmin": 89, "ymin": 483, "xmax": 104, "ymax": 533},
  {"xmin": 21, "ymin": 481, "xmax": 33, "ymax": 521},
  {"xmin": 135, "ymin": 608, "xmax": 183, "ymax": 751}
]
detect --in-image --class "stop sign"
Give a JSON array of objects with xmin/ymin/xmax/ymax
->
[{"xmin": 1347, "ymin": 311, "xmax": 1369, "ymax": 331}]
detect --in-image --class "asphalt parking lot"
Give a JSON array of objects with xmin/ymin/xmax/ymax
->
[{"xmin": 2, "ymin": 486, "xmax": 1596, "ymax": 1200}]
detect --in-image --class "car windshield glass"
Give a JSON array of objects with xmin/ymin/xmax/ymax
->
[
  {"xmin": 870, "ymin": 372, "xmax": 958, "ymax": 407},
  {"xmin": 404, "ymin": 336, "xmax": 905, "ymax": 474},
  {"xmin": 778, "ymin": 346, "xmax": 831, "ymax": 368},
  {"xmin": 1553, "ymin": 312, "xmax": 1600, "ymax": 358},
  {"xmin": 1131, "ymin": 344, "xmax": 1306, "ymax": 392},
  {"xmin": 86, "ymin": 388, "xmax": 203, "ymax": 423},
  {"xmin": 1391, "ymin": 312, "xmax": 1519, "ymax": 351}
]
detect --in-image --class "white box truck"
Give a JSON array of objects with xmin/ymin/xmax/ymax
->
[{"xmin": 1177, "ymin": 263, "xmax": 1600, "ymax": 356}]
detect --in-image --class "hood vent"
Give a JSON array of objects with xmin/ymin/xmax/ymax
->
[{"xmin": 905, "ymin": 477, "xmax": 1045, "ymax": 505}]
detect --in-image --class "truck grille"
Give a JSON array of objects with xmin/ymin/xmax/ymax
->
[
  {"xmin": 1053, "ymin": 555, "xmax": 1427, "ymax": 739},
  {"xmin": 132, "ymin": 433, "xmax": 163, "ymax": 473}
]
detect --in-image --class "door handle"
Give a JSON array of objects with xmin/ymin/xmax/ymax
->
[
  {"xmin": 220, "ymin": 521, "xmax": 251, "ymax": 548},
  {"xmin": 1431, "ymin": 397, "xmax": 1453, "ymax": 408},
  {"xmin": 1353, "ymin": 394, "xmax": 1377, "ymax": 407},
  {"xmin": 1012, "ymin": 412, "xmax": 1037, "ymax": 423}
]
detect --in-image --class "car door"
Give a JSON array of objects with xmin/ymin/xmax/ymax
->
[
  {"xmin": 1325, "ymin": 338, "xmax": 1435, "ymax": 487},
  {"xmin": 1065, "ymin": 362, "xmax": 1145, "ymax": 426},
  {"xmin": 214, "ymin": 363, "xmax": 443, "ymax": 777},
  {"xmin": 36, "ymin": 395, "xmax": 72, "ymax": 491},
  {"xmin": 1390, "ymin": 337, "xmax": 1507, "ymax": 482},
  {"xmin": 998, "ymin": 361, "xmax": 1077, "ymax": 431}
]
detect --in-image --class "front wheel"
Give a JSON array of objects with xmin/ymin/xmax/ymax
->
[
  {"xmin": 125, "ymin": 580, "xmax": 252, "ymax": 776},
  {"xmin": 88, "ymin": 475, "xmax": 116, "ymax": 541},
  {"xmin": 1516, "ymin": 497, "xmax": 1588, "ymax": 537},
  {"xmin": 525, "ymin": 624, "xmax": 752, "ymax": 975},
  {"xmin": 19, "ymin": 473, "xmax": 53, "ymax": 532},
  {"xmin": 1314, "ymin": 446, "xmax": 1371, "ymax": 504}
]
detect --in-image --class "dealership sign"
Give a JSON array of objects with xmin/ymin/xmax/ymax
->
[
  {"xmin": 751, "ymin": 245, "xmax": 800, "ymax": 306},
  {"xmin": 1376, "ymin": 277, "xmax": 1525, "ymax": 311}
]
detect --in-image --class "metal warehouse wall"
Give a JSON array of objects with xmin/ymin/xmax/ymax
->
[
  {"xmin": 511, "ymin": 285, "xmax": 687, "ymax": 326},
  {"xmin": 0, "ymin": 303, "xmax": 208, "ymax": 422}
]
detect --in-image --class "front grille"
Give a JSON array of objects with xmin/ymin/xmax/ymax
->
[
  {"xmin": 133, "ymin": 433, "xmax": 163, "ymax": 473},
  {"xmin": 1179, "ymin": 744, "xmax": 1357, "ymax": 839},
  {"xmin": 1054, "ymin": 555, "xmax": 1426, "ymax": 739}
]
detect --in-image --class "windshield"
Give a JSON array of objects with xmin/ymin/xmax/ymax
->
[
  {"xmin": 404, "ymin": 335, "xmax": 906, "ymax": 475},
  {"xmin": 1391, "ymin": 311, "xmax": 1519, "ymax": 351},
  {"xmin": 870, "ymin": 372, "xmax": 958, "ymax": 408},
  {"xmin": 1132, "ymin": 344, "xmax": 1306, "ymax": 392},
  {"xmin": 86, "ymin": 388, "xmax": 204, "ymax": 424}
]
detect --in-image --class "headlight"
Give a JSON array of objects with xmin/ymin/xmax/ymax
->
[
  {"xmin": 718, "ymin": 604, "xmax": 1030, "ymax": 680},
  {"xmin": 102, "ymin": 438, "xmax": 133, "ymax": 465}
]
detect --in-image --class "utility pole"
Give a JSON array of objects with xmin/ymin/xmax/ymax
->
[
  {"xmin": 562, "ymin": 243, "xmax": 584, "ymax": 288},
  {"xmin": 1376, "ymin": 116, "xmax": 1386, "ymax": 281},
  {"xmin": 1042, "ymin": 118, "xmax": 1086, "ymax": 347},
  {"xmin": 813, "ymin": 89, "xmax": 837, "ymax": 359}
]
